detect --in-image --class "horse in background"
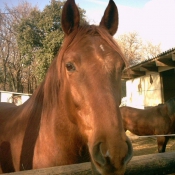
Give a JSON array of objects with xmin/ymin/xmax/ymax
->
[
  {"xmin": 120, "ymin": 97, "xmax": 175, "ymax": 153},
  {"xmin": 0, "ymin": 0, "xmax": 133, "ymax": 174}
]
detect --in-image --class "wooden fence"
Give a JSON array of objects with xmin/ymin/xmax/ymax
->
[{"xmin": 2, "ymin": 152, "xmax": 175, "ymax": 175}]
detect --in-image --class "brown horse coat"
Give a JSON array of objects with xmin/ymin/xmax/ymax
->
[
  {"xmin": 0, "ymin": 0, "xmax": 133, "ymax": 174},
  {"xmin": 120, "ymin": 97, "xmax": 175, "ymax": 153}
]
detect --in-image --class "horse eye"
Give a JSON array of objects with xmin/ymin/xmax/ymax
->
[{"xmin": 66, "ymin": 62, "xmax": 76, "ymax": 72}]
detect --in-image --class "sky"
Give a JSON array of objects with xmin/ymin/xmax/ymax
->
[{"xmin": 0, "ymin": 0, "xmax": 175, "ymax": 52}]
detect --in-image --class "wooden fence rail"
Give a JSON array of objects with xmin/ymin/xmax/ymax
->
[{"xmin": 2, "ymin": 152, "xmax": 175, "ymax": 175}]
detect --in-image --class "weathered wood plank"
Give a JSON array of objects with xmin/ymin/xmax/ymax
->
[
  {"xmin": 2, "ymin": 152, "xmax": 175, "ymax": 175},
  {"xmin": 125, "ymin": 152, "xmax": 175, "ymax": 175},
  {"xmin": 2, "ymin": 163, "xmax": 92, "ymax": 175}
]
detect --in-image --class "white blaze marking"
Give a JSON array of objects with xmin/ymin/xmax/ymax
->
[{"xmin": 100, "ymin": 44, "xmax": 105, "ymax": 51}]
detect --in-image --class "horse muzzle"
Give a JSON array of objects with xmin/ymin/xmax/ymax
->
[{"xmin": 91, "ymin": 137, "xmax": 133, "ymax": 175}]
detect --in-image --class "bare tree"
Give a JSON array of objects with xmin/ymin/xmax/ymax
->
[
  {"xmin": 0, "ymin": 1, "xmax": 38, "ymax": 92},
  {"xmin": 117, "ymin": 32, "xmax": 161, "ymax": 65},
  {"xmin": 0, "ymin": 12, "xmax": 12, "ymax": 90},
  {"xmin": 142, "ymin": 41, "xmax": 161, "ymax": 59}
]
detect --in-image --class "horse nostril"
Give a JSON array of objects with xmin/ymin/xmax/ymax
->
[
  {"xmin": 92, "ymin": 142, "xmax": 107, "ymax": 166},
  {"xmin": 124, "ymin": 137, "xmax": 133, "ymax": 164}
]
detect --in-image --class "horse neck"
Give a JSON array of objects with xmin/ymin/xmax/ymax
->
[
  {"xmin": 27, "ymin": 77, "xmax": 74, "ymax": 138},
  {"xmin": 24, "ymin": 54, "xmax": 87, "ymax": 155},
  {"xmin": 37, "ymin": 91, "xmax": 86, "ymax": 159},
  {"xmin": 158, "ymin": 102, "xmax": 175, "ymax": 122}
]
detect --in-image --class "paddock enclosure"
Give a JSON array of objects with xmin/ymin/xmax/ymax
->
[{"xmin": 1, "ymin": 152, "xmax": 175, "ymax": 175}]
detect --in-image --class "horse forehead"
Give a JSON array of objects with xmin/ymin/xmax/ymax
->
[
  {"xmin": 65, "ymin": 34, "xmax": 124, "ymax": 68},
  {"xmin": 71, "ymin": 43, "xmax": 121, "ymax": 66},
  {"xmin": 93, "ymin": 43, "xmax": 124, "ymax": 69}
]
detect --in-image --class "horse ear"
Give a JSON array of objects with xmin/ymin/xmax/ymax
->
[
  {"xmin": 99, "ymin": 0, "xmax": 118, "ymax": 36},
  {"xmin": 61, "ymin": 0, "xmax": 80, "ymax": 35}
]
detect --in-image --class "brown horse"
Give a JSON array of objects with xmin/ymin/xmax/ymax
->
[
  {"xmin": 120, "ymin": 97, "xmax": 175, "ymax": 153},
  {"xmin": 0, "ymin": 0, "xmax": 133, "ymax": 174}
]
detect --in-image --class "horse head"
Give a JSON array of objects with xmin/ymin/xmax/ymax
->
[{"xmin": 59, "ymin": 0, "xmax": 133, "ymax": 174}]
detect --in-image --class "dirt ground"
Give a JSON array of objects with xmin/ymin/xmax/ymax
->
[
  {"xmin": 126, "ymin": 131, "xmax": 175, "ymax": 175},
  {"xmin": 126, "ymin": 131, "xmax": 175, "ymax": 156}
]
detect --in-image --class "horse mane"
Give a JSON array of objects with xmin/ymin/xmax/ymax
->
[
  {"xmin": 36, "ymin": 25, "xmax": 127, "ymax": 114},
  {"xmin": 18, "ymin": 83, "xmax": 44, "ymax": 170}
]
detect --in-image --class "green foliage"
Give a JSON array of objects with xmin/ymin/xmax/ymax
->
[
  {"xmin": 34, "ymin": 0, "xmax": 65, "ymax": 82},
  {"xmin": 15, "ymin": 0, "xmax": 88, "ymax": 84}
]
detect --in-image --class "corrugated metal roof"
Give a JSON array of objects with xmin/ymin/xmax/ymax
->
[
  {"xmin": 122, "ymin": 47, "xmax": 175, "ymax": 79},
  {"xmin": 156, "ymin": 47, "xmax": 175, "ymax": 58},
  {"xmin": 128, "ymin": 47, "xmax": 175, "ymax": 68}
]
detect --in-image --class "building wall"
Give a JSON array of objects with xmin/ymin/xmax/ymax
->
[
  {"xmin": 1, "ymin": 92, "xmax": 12, "ymax": 103},
  {"xmin": 124, "ymin": 72, "xmax": 162, "ymax": 109},
  {"xmin": 0, "ymin": 91, "xmax": 31, "ymax": 106}
]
